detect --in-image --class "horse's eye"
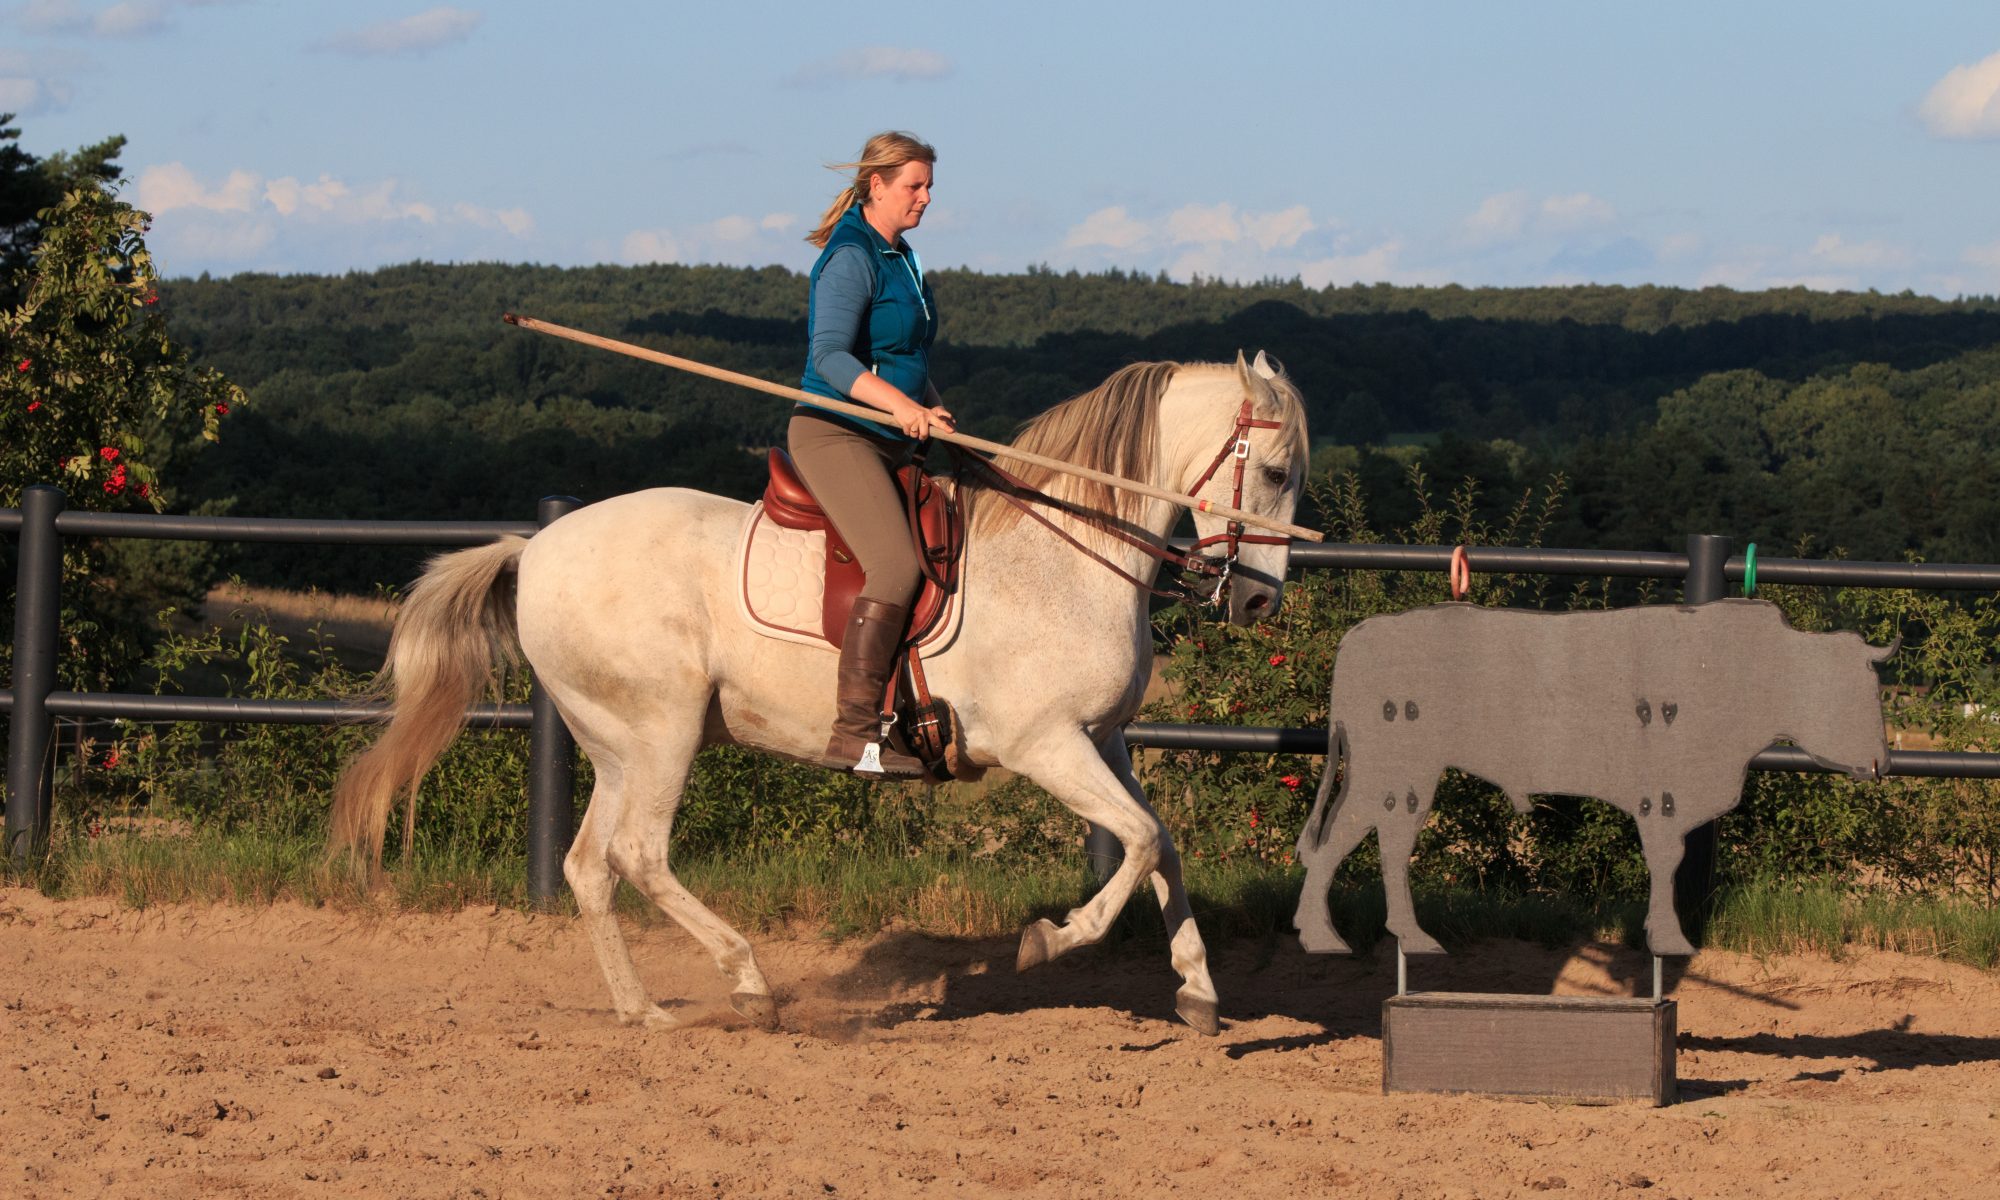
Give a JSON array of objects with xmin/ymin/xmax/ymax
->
[{"xmin": 1262, "ymin": 466, "xmax": 1289, "ymax": 489}]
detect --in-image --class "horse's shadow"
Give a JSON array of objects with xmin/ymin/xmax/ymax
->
[
  {"xmin": 811, "ymin": 897, "xmax": 1997, "ymax": 1091},
  {"xmin": 820, "ymin": 906, "xmax": 1683, "ymax": 1052}
]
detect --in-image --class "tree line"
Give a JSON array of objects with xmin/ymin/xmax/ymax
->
[{"xmin": 137, "ymin": 259, "xmax": 2000, "ymax": 589}]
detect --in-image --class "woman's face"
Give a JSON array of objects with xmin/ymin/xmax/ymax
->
[{"xmin": 867, "ymin": 160, "xmax": 932, "ymax": 238}]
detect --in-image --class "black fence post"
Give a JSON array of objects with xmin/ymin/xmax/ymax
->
[
  {"xmin": 526, "ymin": 496, "xmax": 582, "ymax": 905},
  {"xmin": 6, "ymin": 485, "xmax": 66, "ymax": 870},
  {"xmin": 1085, "ymin": 822, "xmax": 1122, "ymax": 883},
  {"xmin": 1675, "ymin": 533, "xmax": 1732, "ymax": 940}
]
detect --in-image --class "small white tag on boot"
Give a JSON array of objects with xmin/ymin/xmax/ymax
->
[{"xmin": 853, "ymin": 743, "xmax": 884, "ymax": 775}]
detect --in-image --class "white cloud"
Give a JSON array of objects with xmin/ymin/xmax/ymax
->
[
  {"xmin": 16, "ymin": 0, "xmax": 187, "ymax": 37},
  {"xmin": 0, "ymin": 75, "xmax": 60, "ymax": 114},
  {"xmin": 1540, "ymin": 192, "xmax": 1615, "ymax": 227},
  {"xmin": 708, "ymin": 215, "xmax": 756, "ymax": 242},
  {"xmin": 137, "ymin": 162, "xmax": 260, "ymax": 212},
  {"xmin": 1966, "ymin": 240, "xmax": 2000, "ymax": 270},
  {"xmin": 786, "ymin": 46, "xmax": 952, "ymax": 87},
  {"xmin": 1297, "ymin": 240, "xmax": 1409, "ymax": 288},
  {"xmin": 1243, "ymin": 205, "xmax": 1314, "ymax": 251},
  {"xmin": 1464, "ymin": 190, "xmax": 1533, "ymax": 243},
  {"xmin": 1693, "ymin": 233, "xmax": 1926, "ymax": 293},
  {"xmin": 0, "ymin": 47, "xmax": 81, "ymax": 114},
  {"xmin": 93, "ymin": 1, "xmax": 168, "ymax": 36},
  {"xmin": 452, "ymin": 202, "xmax": 533, "ymax": 236},
  {"xmin": 132, "ymin": 163, "xmax": 533, "ymax": 271},
  {"xmin": 1658, "ymin": 232, "xmax": 1704, "ymax": 260},
  {"xmin": 1807, "ymin": 233, "xmax": 1910, "ymax": 269},
  {"xmin": 1166, "ymin": 202, "xmax": 1242, "ymax": 245},
  {"xmin": 1464, "ymin": 190, "xmax": 1615, "ymax": 244},
  {"xmin": 18, "ymin": 0, "xmax": 88, "ymax": 33},
  {"xmin": 1918, "ymin": 50, "xmax": 2000, "ymax": 139},
  {"xmin": 317, "ymin": 7, "xmax": 481, "ymax": 57},
  {"xmin": 619, "ymin": 213, "xmax": 803, "ymax": 266},
  {"xmin": 1063, "ymin": 206, "xmax": 1150, "ymax": 251},
  {"xmin": 1057, "ymin": 200, "xmax": 1360, "ymax": 283}
]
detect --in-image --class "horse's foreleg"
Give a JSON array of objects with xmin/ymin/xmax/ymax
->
[
  {"xmin": 1379, "ymin": 779, "xmax": 1444, "ymax": 955},
  {"xmin": 1100, "ymin": 734, "xmax": 1219, "ymax": 1035},
  {"xmin": 1011, "ymin": 732, "xmax": 1203, "ymax": 1013},
  {"xmin": 563, "ymin": 762, "xmax": 677, "ymax": 1029},
  {"xmin": 603, "ymin": 718, "xmax": 778, "ymax": 1032}
]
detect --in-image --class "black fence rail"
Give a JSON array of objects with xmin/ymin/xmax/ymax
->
[{"xmin": 8, "ymin": 488, "xmax": 2000, "ymax": 902}]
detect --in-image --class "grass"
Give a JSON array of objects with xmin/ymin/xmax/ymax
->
[
  {"xmin": 1706, "ymin": 878, "xmax": 2000, "ymax": 968},
  {"xmin": 21, "ymin": 825, "xmax": 1999, "ymax": 970}
]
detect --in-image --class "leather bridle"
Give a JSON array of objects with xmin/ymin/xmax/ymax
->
[
  {"xmin": 1179, "ymin": 394, "xmax": 1292, "ymax": 603},
  {"xmin": 962, "ymin": 393, "xmax": 1289, "ymax": 607}
]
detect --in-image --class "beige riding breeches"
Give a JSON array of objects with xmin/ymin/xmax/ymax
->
[{"xmin": 785, "ymin": 410, "xmax": 922, "ymax": 606}]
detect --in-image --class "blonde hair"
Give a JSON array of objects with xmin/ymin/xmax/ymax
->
[{"xmin": 806, "ymin": 131, "xmax": 937, "ymax": 248}]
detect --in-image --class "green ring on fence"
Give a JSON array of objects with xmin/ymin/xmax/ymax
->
[{"xmin": 1742, "ymin": 542, "xmax": 1757, "ymax": 597}]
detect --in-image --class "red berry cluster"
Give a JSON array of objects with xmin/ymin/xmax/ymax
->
[{"xmin": 101, "ymin": 448, "xmax": 127, "ymax": 495}]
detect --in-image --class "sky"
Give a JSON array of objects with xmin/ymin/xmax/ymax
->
[{"xmin": 5, "ymin": 0, "xmax": 2000, "ymax": 295}]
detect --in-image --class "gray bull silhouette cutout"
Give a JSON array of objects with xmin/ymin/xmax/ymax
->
[{"xmin": 1293, "ymin": 599, "xmax": 1893, "ymax": 957}]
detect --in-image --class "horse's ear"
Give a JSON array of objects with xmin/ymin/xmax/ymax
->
[{"xmin": 1252, "ymin": 349, "xmax": 1279, "ymax": 380}]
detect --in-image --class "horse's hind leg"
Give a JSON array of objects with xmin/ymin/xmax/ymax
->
[
  {"xmin": 1014, "ymin": 732, "xmax": 1220, "ymax": 1035},
  {"xmin": 602, "ymin": 716, "xmax": 778, "ymax": 1031},
  {"xmin": 564, "ymin": 761, "xmax": 678, "ymax": 1029}
]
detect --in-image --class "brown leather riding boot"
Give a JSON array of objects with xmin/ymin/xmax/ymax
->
[{"xmin": 825, "ymin": 597, "xmax": 926, "ymax": 779}]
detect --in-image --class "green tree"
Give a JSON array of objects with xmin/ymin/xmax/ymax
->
[
  {"xmin": 0, "ymin": 114, "xmax": 125, "ymax": 305},
  {"xmin": 1, "ymin": 184, "xmax": 243, "ymax": 688}
]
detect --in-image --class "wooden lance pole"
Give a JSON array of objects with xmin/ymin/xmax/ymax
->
[{"xmin": 502, "ymin": 313, "xmax": 1325, "ymax": 543}]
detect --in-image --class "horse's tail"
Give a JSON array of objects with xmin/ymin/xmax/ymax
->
[
  {"xmin": 330, "ymin": 536, "xmax": 529, "ymax": 869},
  {"xmin": 1298, "ymin": 720, "xmax": 1352, "ymax": 855}
]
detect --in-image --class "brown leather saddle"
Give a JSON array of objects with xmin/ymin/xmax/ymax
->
[
  {"xmin": 761, "ymin": 448, "xmax": 962, "ymax": 648},
  {"xmin": 761, "ymin": 448, "xmax": 969, "ymax": 778}
]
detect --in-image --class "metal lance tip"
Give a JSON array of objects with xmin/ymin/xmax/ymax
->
[{"xmin": 502, "ymin": 312, "xmax": 520, "ymax": 325}]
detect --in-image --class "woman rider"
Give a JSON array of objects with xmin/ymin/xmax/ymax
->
[{"xmin": 792, "ymin": 131, "xmax": 955, "ymax": 778}]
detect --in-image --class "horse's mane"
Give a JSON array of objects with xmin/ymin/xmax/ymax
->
[
  {"xmin": 964, "ymin": 360, "xmax": 1177, "ymax": 542},
  {"xmin": 964, "ymin": 358, "xmax": 1309, "ymax": 545}
]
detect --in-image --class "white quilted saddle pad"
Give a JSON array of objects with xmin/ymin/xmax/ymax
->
[{"xmin": 734, "ymin": 502, "xmax": 962, "ymax": 652}]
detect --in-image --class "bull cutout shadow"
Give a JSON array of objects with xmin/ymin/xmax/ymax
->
[{"xmin": 821, "ymin": 599, "xmax": 1964, "ymax": 1079}]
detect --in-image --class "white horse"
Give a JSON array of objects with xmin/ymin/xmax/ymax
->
[{"xmin": 331, "ymin": 353, "xmax": 1309, "ymax": 1035}]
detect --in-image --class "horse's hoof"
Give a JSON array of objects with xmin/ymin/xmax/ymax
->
[
  {"xmin": 1175, "ymin": 992, "xmax": 1221, "ymax": 1037},
  {"xmin": 1395, "ymin": 930, "xmax": 1447, "ymax": 956},
  {"xmin": 621, "ymin": 1003, "xmax": 681, "ymax": 1030},
  {"xmin": 1295, "ymin": 921, "xmax": 1354, "ymax": 955},
  {"xmin": 1016, "ymin": 918, "xmax": 1060, "ymax": 972},
  {"xmin": 729, "ymin": 991, "xmax": 781, "ymax": 1032}
]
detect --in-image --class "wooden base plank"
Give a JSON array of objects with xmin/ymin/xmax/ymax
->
[{"xmin": 1383, "ymin": 992, "xmax": 1677, "ymax": 1106}]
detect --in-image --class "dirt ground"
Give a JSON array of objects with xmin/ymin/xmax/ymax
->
[{"xmin": 3, "ymin": 889, "xmax": 1997, "ymax": 1199}]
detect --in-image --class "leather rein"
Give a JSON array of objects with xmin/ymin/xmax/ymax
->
[{"xmin": 951, "ymin": 395, "xmax": 1288, "ymax": 606}]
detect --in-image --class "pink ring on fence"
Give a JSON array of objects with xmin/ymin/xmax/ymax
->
[{"xmin": 1449, "ymin": 545, "xmax": 1471, "ymax": 600}]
